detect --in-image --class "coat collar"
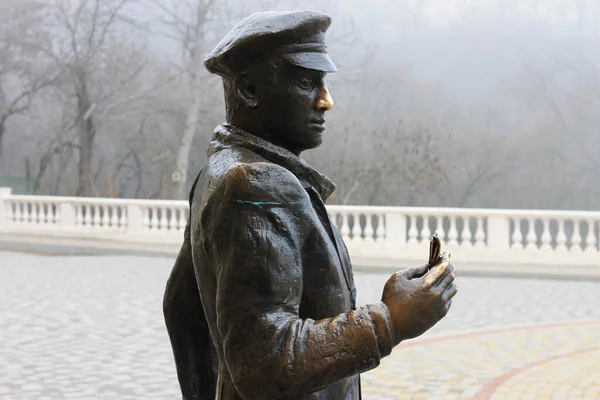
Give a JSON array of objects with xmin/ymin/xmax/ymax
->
[{"xmin": 208, "ymin": 123, "xmax": 337, "ymax": 201}]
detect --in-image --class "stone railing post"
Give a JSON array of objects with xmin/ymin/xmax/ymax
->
[
  {"xmin": 126, "ymin": 203, "xmax": 147, "ymax": 236},
  {"xmin": 487, "ymin": 215, "xmax": 510, "ymax": 253},
  {"xmin": 59, "ymin": 201, "xmax": 76, "ymax": 228},
  {"xmin": 384, "ymin": 211, "xmax": 407, "ymax": 251},
  {"xmin": 0, "ymin": 187, "xmax": 12, "ymax": 230}
]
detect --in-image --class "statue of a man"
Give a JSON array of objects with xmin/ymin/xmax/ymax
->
[{"xmin": 163, "ymin": 10, "xmax": 457, "ymax": 400}]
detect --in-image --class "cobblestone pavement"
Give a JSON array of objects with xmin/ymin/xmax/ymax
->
[{"xmin": 1, "ymin": 251, "xmax": 599, "ymax": 400}]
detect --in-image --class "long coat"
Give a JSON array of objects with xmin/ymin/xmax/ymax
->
[{"xmin": 163, "ymin": 124, "xmax": 395, "ymax": 400}]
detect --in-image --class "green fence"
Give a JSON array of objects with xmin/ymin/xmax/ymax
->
[{"xmin": 0, "ymin": 177, "xmax": 35, "ymax": 194}]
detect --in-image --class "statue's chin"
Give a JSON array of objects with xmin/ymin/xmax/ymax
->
[{"xmin": 305, "ymin": 135, "xmax": 324, "ymax": 151}]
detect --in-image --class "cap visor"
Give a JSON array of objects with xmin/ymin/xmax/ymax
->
[{"xmin": 283, "ymin": 52, "xmax": 338, "ymax": 73}]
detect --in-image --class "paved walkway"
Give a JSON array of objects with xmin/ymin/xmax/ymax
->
[
  {"xmin": 361, "ymin": 321, "xmax": 600, "ymax": 399},
  {"xmin": 1, "ymin": 251, "xmax": 599, "ymax": 399}
]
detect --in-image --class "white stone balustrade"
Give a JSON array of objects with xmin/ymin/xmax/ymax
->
[
  {"xmin": 0, "ymin": 188, "xmax": 188, "ymax": 244},
  {"xmin": 1, "ymin": 188, "xmax": 598, "ymax": 268}
]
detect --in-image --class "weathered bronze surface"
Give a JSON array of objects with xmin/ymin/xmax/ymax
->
[{"xmin": 163, "ymin": 10, "xmax": 457, "ymax": 400}]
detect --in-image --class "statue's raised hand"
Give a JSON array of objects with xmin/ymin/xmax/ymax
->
[{"xmin": 381, "ymin": 255, "xmax": 457, "ymax": 344}]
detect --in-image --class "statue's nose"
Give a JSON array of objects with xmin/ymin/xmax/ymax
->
[{"xmin": 315, "ymin": 84, "xmax": 334, "ymax": 112}]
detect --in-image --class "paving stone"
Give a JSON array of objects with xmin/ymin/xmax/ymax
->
[{"xmin": 2, "ymin": 251, "xmax": 600, "ymax": 399}]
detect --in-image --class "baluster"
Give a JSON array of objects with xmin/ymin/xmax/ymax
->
[
  {"xmin": 158, "ymin": 207, "xmax": 166, "ymax": 230},
  {"xmin": 340, "ymin": 213, "xmax": 351, "ymax": 240},
  {"xmin": 447, "ymin": 216, "xmax": 459, "ymax": 247},
  {"xmin": 7, "ymin": 201, "xmax": 14, "ymax": 222},
  {"xmin": 475, "ymin": 217, "xmax": 486, "ymax": 248},
  {"xmin": 41, "ymin": 203, "xmax": 46, "ymax": 223},
  {"xmin": 350, "ymin": 213, "xmax": 361, "ymax": 242},
  {"xmin": 145, "ymin": 207, "xmax": 152, "ymax": 229},
  {"xmin": 142, "ymin": 207, "xmax": 150, "ymax": 229},
  {"xmin": 555, "ymin": 218, "xmax": 567, "ymax": 252},
  {"xmin": 32, "ymin": 203, "xmax": 38, "ymax": 223},
  {"xmin": 75, "ymin": 205, "xmax": 83, "ymax": 226},
  {"xmin": 83, "ymin": 206, "xmax": 91, "ymax": 226},
  {"xmin": 511, "ymin": 218, "xmax": 523, "ymax": 250},
  {"xmin": 120, "ymin": 206, "xmax": 128, "ymax": 230},
  {"xmin": 25, "ymin": 202, "xmax": 35, "ymax": 223},
  {"xmin": 177, "ymin": 208, "xmax": 186, "ymax": 231},
  {"xmin": 570, "ymin": 220, "xmax": 582, "ymax": 252},
  {"xmin": 102, "ymin": 205, "xmax": 110, "ymax": 227},
  {"xmin": 540, "ymin": 218, "xmax": 552, "ymax": 251},
  {"xmin": 21, "ymin": 202, "xmax": 27, "ymax": 222},
  {"xmin": 160, "ymin": 207, "xmax": 170, "ymax": 231},
  {"xmin": 460, "ymin": 217, "xmax": 472, "ymax": 248},
  {"xmin": 585, "ymin": 220, "xmax": 598, "ymax": 253},
  {"xmin": 110, "ymin": 206, "xmax": 119, "ymax": 228},
  {"xmin": 169, "ymin": 207, "xmax": 177, "ymax": 231},
  {"xmin": 171, "ymin": 209, "xmax": 178, "ymax": 231},
  {"xmin": 78, "ymin": 205, "xmax": 84, "ymax": 225},
  {"xmin": 80, "ymin": 204, "xmax": 92, "ymax": 226},
  {"xmin": 158, "ymin": 208, "xmax": 165, "ymax": 230},
  {"xmin": 426, "ymin": 216, "xmax": 435, "ymax": 239},
  {"xmin": 92, "ymin": 206, "xmax": 101, "ymax": 227},
  {"xmin": 436, "ymin": 216, "xmax": 444, "ymax": 242},
  {"xmin": 407, "ymin": 215, "xmax": 419, "ymax": 244},
  {"xmin": 52, "ymin": 203, "xmax": 59, "ymax": 224},
  {"xmin": 37, "ymin": 203, "xmax": 43, "ymax": 224},
  {"xmin": 151, "ymin": 208, "xmax": 160, "ymax": 230},
  {"xmin": 15, "ymin": 202, "xmax": 23, "ymax": 223},
  {"xmin": 27, "ymin": 202, "xmax": 33, "ymax": 222},
  {"xmin": 525, "ymin": 218, "xmax": 538, "ymax": 250},
  {"xmin": 21, "ymin": 203, "xmax": 27, "ymax": 223},
  {"xmin": 46, "ymin": 203, "xmax": 52, "ymax": 224},
  {"xmin": 364, "ymin": 214, "xmax": 375, "ymax": 242},
  {"xmin": 373, "ymin": 213, "xmax": 384, "ymax": 241},
  {"xmin": 458, "ymin": 217, "xmax": 467, "ymax": 246}
]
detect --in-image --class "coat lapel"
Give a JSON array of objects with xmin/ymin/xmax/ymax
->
[{"xmin": 305, "ymin": 186, "xmax": 356, "ymax": 309}]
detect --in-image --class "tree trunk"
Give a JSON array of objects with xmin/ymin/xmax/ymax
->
[
  {"xmin": 0, "ymin": 119, "xmax": 5, "ymax": 174},
  {"xmin": 75, "ymin": 68, "xmax": 95, "ymax": 197},
  {"xmin": 173, "ymin": 3, "xmax": 207, "ymax": 200},
  {"xmin": 175, "ymin": 85, "xmax": 203, "ymax": 199}
]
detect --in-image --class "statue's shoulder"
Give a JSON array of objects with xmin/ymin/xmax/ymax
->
[{"xmin": 215, "ymin": 160, "xmax": 305, "ymax": 205}]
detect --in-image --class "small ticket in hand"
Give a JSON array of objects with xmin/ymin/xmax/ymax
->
[{"xmin": 428, "ymin": 232, "xmax": 451, "ymax": 269}]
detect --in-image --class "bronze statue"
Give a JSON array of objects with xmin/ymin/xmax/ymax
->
[{"xmin": 163, "ymin": 10, "xmax": 457, "ymax": 400}]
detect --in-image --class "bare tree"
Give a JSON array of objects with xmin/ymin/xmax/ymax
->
[
  {"xmin": 0, "ymin": 1, "xmax": 61, "ymax": 172},
  {"xmin": 10, "ymin": 0, "xmax": 177, "ymax": 196},
  {"xmin": 150, "ymin": 0, "xmax": 226, "ymax": 199}
]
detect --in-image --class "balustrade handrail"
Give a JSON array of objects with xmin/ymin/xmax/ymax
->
[
  {"xmin": 5, "ymin": 193, "xmax": 600, "ymax": 218},
  {"xmin": 328, "ymin": 205, "xmax": 600, "ymax": 218},
  {"xmin": 6, "ymin": 194, "xmax": 188, "ymax": 207}
]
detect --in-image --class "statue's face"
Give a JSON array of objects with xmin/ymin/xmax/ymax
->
[{"xmin": 255, "ymin": 63, "xmax": 334, "ymax": 155}]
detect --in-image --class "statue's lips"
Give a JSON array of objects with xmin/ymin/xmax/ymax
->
[{"xmin": 310, "ymin": 119, "xmax": 326, "ymax": 132}]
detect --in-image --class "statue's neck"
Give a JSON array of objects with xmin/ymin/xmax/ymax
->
[{"xmin": 228, "ymin": 115, "xmax": 301, "ymax": 157}]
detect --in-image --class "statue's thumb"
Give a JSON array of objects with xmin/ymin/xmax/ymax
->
[{"xmin": 405, "ymin": 264, "xmax": 429, "ymax": 279}]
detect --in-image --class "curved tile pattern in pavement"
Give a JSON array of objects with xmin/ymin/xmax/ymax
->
[
  {"xmin": 1, "ymin": 252, "xmax": 600, "ymax": 399},
  {"xmin": 361, "ymin": 321, "xmax": 600, "ymax": 399}
]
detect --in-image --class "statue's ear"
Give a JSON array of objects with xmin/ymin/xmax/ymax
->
[{"xmin": 234, "ymin": 73, "xmax": 258, "ymax": 108}]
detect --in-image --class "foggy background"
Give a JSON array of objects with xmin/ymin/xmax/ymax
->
[{"xmin": 1, "ymin": 0, "xmax": 599, "ymax": 210}]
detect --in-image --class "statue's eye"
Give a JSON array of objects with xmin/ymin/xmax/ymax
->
[{"xmin": 298, "ymin": 78, "xmax": 315, "ymax": 90}]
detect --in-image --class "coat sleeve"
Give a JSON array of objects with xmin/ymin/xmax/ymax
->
[{"xmin": 201, "ymin": 162, "xmax": 397, "ymax": 399}]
